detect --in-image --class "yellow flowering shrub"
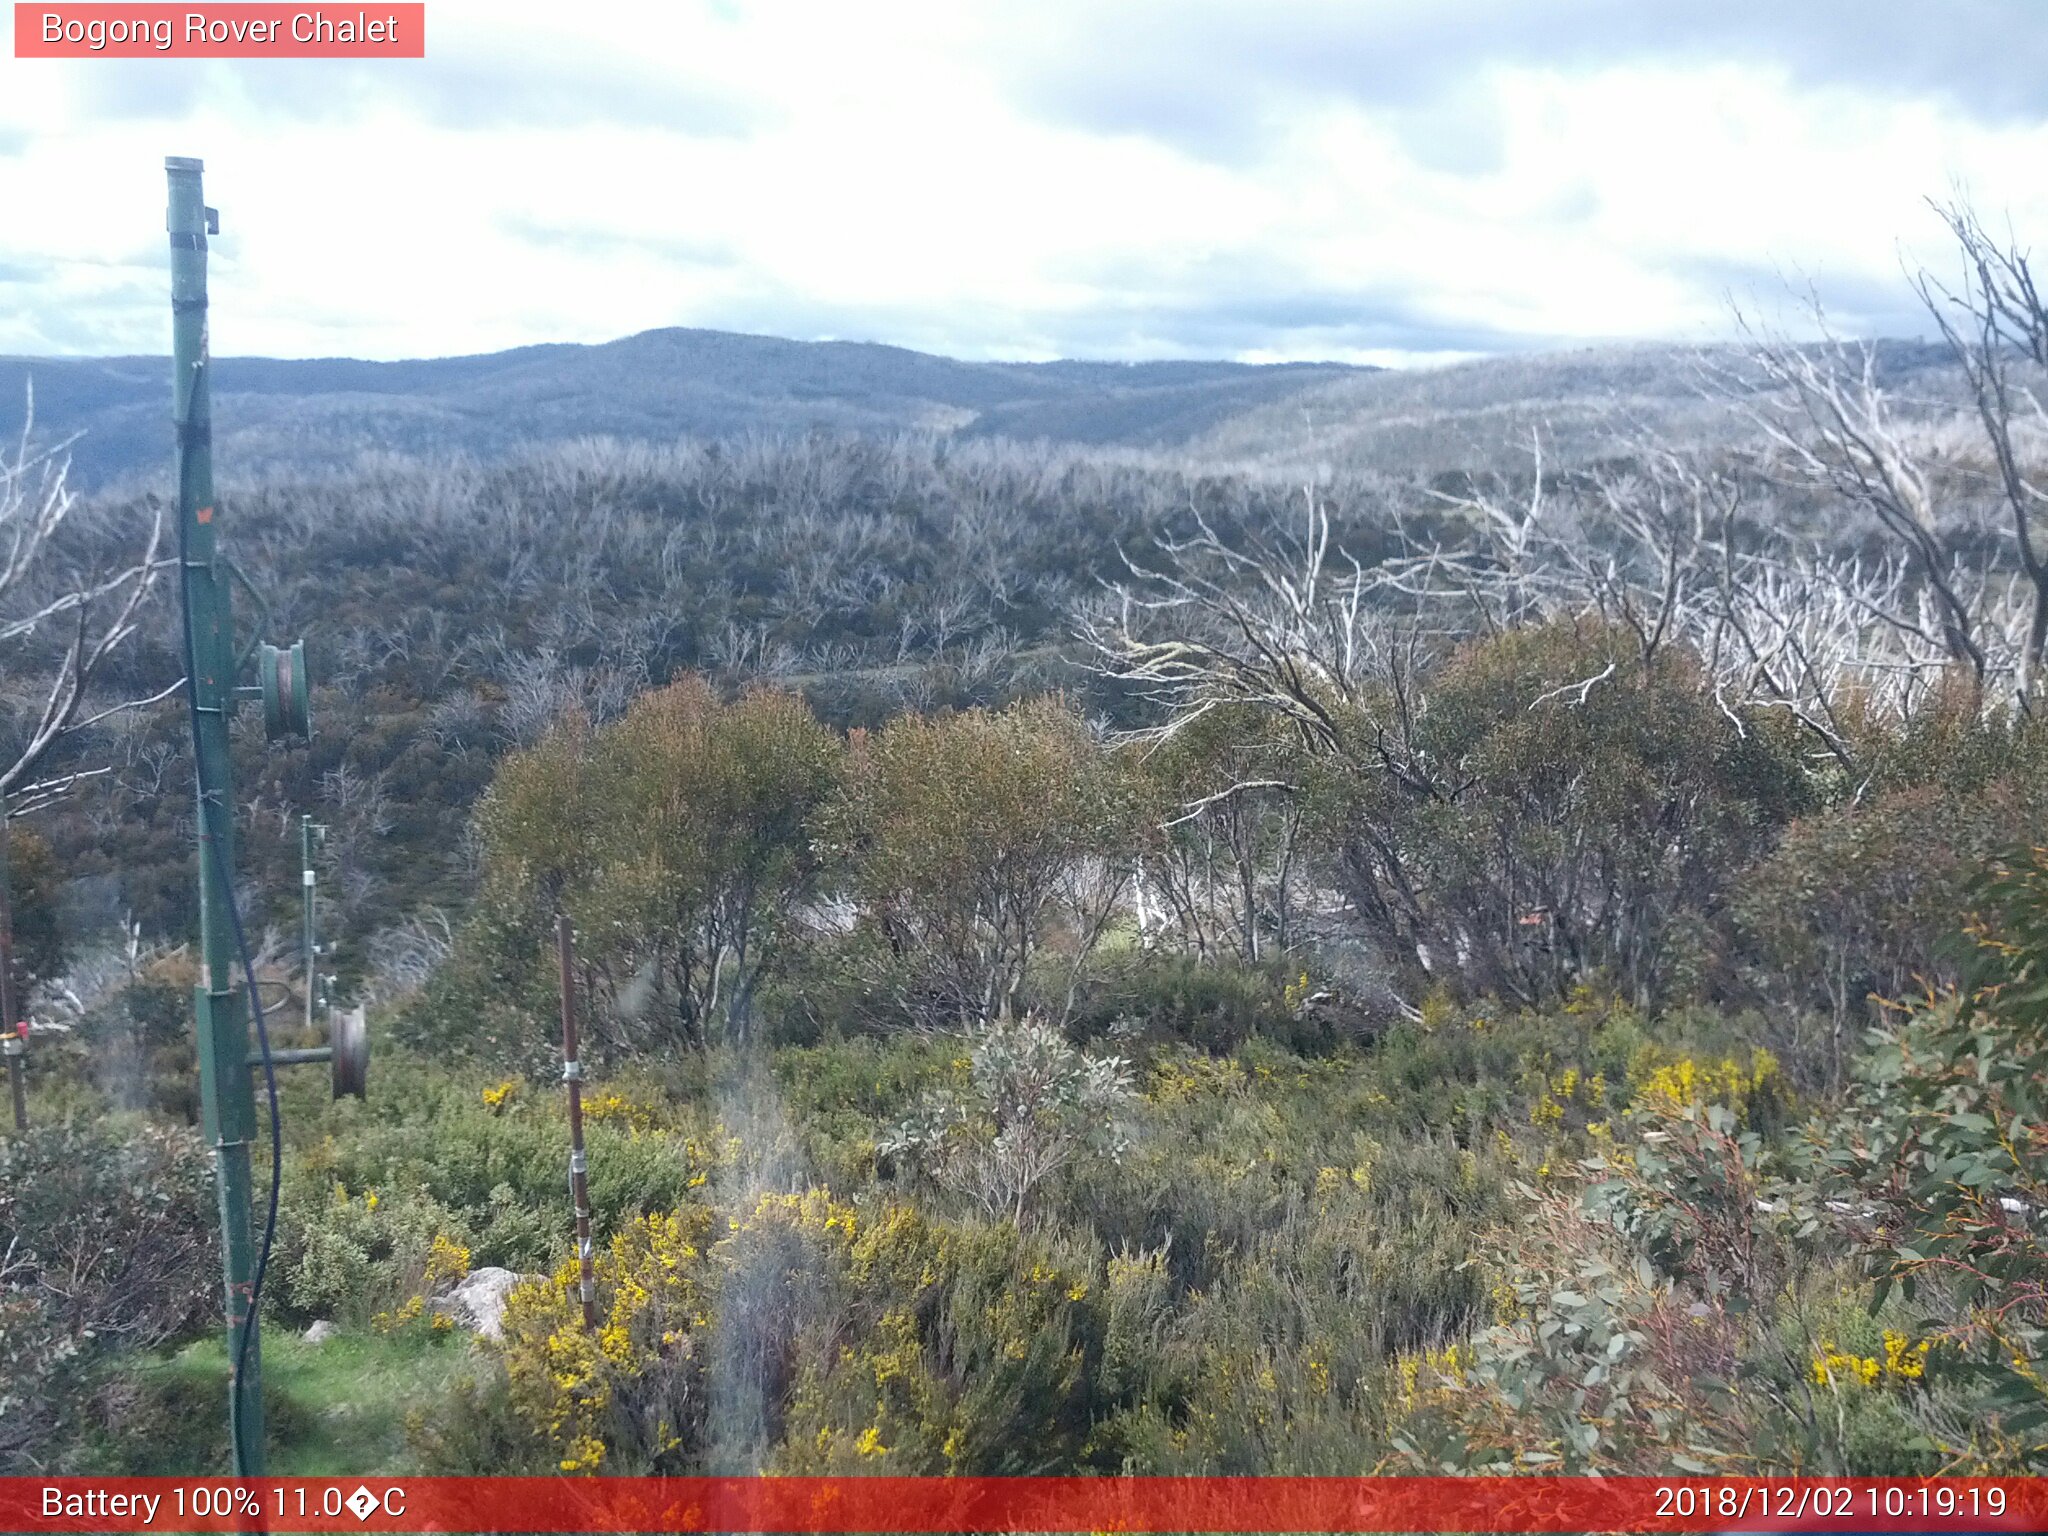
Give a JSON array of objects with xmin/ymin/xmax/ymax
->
[
  {"xmin": 679, "ymin": 1127, "xmax": 741, "ymax": 1191},
  {"xmin": 1392, "ymin": 1342, "xmax": 1467, "ymax": 1414},
  {"xmin": 425, "ymin": 1232, "xmax": 472, "ymax": 1289},
  {"xmin": 1416, "ymin": 987, "xmax": 1458, "ymax": 1034},
  {"xmin": 371, "ymin": 1230, "xmax": 473, "ymax": 1333},
  {"xmin": 1811, "ymin": 1331, "xmax": 1929, "ymax": 1389},
  {"xmin": 779, "ymin": 1305, "xmax": 952, "ymax": 1472},
  {"xmin": 281, "ymin": 1180, "xmax": 477, "ymax": 1327},
  {"xmin": 1311, "ymin": 1147, "xmax": 1379, "ymax": 1211},
  {"xmin": 481, "ymin": 1079, "xmax": 518, "ymax": 1111},
  {"xmin": 1629, "ymin": 1046, "xmax": 1782, "ymax": 1122},
  {"xmin": 372, "ymin": 1294, "xmax": 425, "ymax": 1333},
  {"xmin": 772, "ymin": 1201, "xmax": 1098, "ymax": 1474},
  {"xmin": 492, "ymin": 1188, "xmax": 870, "ymax": 1474},
  {"xmin": 1147, "ymin": 1049, "xmax": 1245, "ymax": 1104},
  {"xmin": 581, "ymin": 1090, "xmax": 660, "ymax": 1134},
  {"xmin": 1098, "ymin": 1243, "xmax": 1173, "ymax": 1403},
  {"xmin": 1282, "ymin": 971, "xmax": 1313, "ymax": 1012},
  {"xmin": 496, "ymin": 1206, "xmax": 715, "ymax": 1473}
]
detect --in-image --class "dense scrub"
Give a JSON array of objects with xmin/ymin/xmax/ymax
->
[
  {"xmin": 10, "ymin": 435, "xmax": 1426, "ymax": 962},
  {"xmin": 26, "ymin": 920, "xmax": 2048, "ymax": 1475},
  {"xmin": 14, "ymin": 574, "xmax": 2048, "ymax": 1476},
  {"xmin": 8, "ymin": 249, "xmax": 2048, "ymax": 1474}
]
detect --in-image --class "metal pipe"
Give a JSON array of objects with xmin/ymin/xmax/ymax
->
[
  {"xmin": 4, "ymin": 1030, "xmax": 24, "ymax": 1134},
  {"xmin": 248, "ymin": 1047, "xmax": 331, "ymax": 1067},
  {"xmin": 301, "ymin": 815, "xmax": 315, "ymax": 1036},
  {"xmin": 0, "ymin": 793, "xmax": 22, "ymax": 1132},
  {"xmin": 558, "ymin": 914, "xmax": 597, "ymax": 1332},
  {"xmin": 168, "ymin": 154, "xmax": 264, "ymax": 1476}
]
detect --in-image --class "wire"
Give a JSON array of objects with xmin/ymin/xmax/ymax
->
[
  {"xmin": 221, "ymin": 808, "xmax": 282, "ymax": 1479},
  {"xmin": 175, "ymin": 475, "xmax": 283, "ymax": 1480}
]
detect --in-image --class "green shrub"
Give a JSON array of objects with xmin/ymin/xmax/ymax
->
[
  {"xmin": 78, "ymin": 1353, "xmax": 311, "ymax": 1475},
  {"xmin": 0, "ymin": 1120, "xmax": 218, "ymax": 1471},
  {"xmin": 1067, "ymin": 953, "xmax": 1299, "ymax": 1055},
  {"xmin": 69, "ymin": 977, "xmax": 201, "ymax": 1122},
  {"xmin": 273, "ymin": 1182, "xmax": 474, "ymax": 1327},
  {"xmin": 284, "ymin": 1052, "xmax": 719, "ymax": 1269},
  {"xmin": 880, "ymin": 1016, "xmax": 1134, "ymax": 1223},
  {"xmin": 1816, "ymin": 848, "xmax": 2048, "ymax": 1467}
]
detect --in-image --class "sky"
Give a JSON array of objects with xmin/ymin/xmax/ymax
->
[{"xmin": 3, "ymin": 0, "xmax": 2048, "ymax": 367}]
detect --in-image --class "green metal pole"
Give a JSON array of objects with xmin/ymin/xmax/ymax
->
[
  {"xmin": 0, "ymin": 794, "xmax": 24, "ymax": 1132},
  {"xmin": 301, "ymin": 814, "xmax": 315, "ymax": 1036},
  {"xmin": 168, "ymin": 155, "xmax": 264, "ymax": 1476}
]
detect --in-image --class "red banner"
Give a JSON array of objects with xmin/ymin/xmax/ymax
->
[
  {"xmin": 13, "ymin": 4, "xmax": 424, "ymax": 58},
  {"xmin": 4, "ymin": 1477, "xmax": 2043, "ymax": 1533}
]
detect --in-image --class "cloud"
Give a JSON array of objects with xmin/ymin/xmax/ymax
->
[
  {"xmin": 1673, "ymin": 255, "xmax": 1949, "ymax": 347},
  {"xmin": 3, "ymin": 1, "xmax": 2046, "ymax": 366},
  {"xmin": 68, "ymin": 62, "xmax": 214, "ymax": 120},
  {"xmin": 391, "ymin": 62, "xmax": 767, "ymax": 135},
  {"xmin": 65, "ymin": 53, "xmax": 765, "ymax": 135},
  {"xmin": 498, "ymin": 216, "xmax": 743, "ymax": 270},
  {"xmin": 1036, "ymin": 246, "xmax": 1587, "ymax": 361},
  {"xmin": 995, "ymin": 1, "xmax": 2048, "ymax": 165}
]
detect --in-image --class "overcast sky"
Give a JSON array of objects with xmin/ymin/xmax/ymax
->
[{"xmin": 3, "ymin": 0, "xmax": 2047, "ymax": 366}]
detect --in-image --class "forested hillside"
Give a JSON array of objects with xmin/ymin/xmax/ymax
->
[
  {"xmin": 0, "ymin": 329, "xmax": 1365, "ymax": 489},
  {"xmin": 6, "ymin": 211, "xmax": 2048, "ymax": 1479}
]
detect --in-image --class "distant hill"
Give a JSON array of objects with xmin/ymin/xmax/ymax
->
[
  {"xmin": 2, "ymin": 327, "xmax": 1967, "ymax": 490},
  {"xmin": 0, "ymin": 327, "xmax": 1368, "ymax": 488},
  {"xmin": 1187, "ymin": 338, "xmax": 1964, "ymax": 477}
]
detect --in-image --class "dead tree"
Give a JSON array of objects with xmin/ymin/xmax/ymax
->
[
  {"xmin": 1080, "ymin": 483, "xmax": 1432, "ymax": 763},
  {"xmin": 1080, "ymin": 484, "xmax": 1447, "ymax": 984},
  {"xmin": 1713, "ymin": 199, "xmax": 2048, "ymax": 721},
  {"xmin": 1400, "ymin": 427, "xmax": 2026, "ymax": 776},
  {"xmin": 1, "ymin": 394, "xmax": 174, "ymax": 818},
  {"xmin": 2, "ymin": 393, "xmax": 174, "ymax": 1023},
  {"xmin": 1915, "ymin": 198, "xmax": 2048, "ymax": 702}
]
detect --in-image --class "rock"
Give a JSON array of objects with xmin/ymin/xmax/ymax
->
[
  {"xmin": 433, "ymin": 1266, "xmax": 526, "ymax": 1341},
  {"xmin": 302, "ymin": 1319, "xmax": 339, "ymax": 1345}
]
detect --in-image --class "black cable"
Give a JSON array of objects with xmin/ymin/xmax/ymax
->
[{"xmin": 175, "ymin": 479, "xmax": 282, "ymax": 1479}]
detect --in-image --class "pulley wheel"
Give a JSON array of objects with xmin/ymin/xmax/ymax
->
[
  {"xmin": 260, "ymin": 639, "xmax": 311, "ymax": 741},
  {"xmin": 330, "ymin": 1004, "xmax": 368, "ymax": 1100}
]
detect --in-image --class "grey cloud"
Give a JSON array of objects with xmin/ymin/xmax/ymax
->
[
  {"xmin": 497, "ymin": 217, "xmax": 742, "ymax": 269},
  {"xmin": 1071, "ymin": 292, "xmax": 1582, "ymax": 361},
  {"xmin": 1017, "ymin": 63, "xmax": 1282, "ymax": 168},
  {"xmin": 2, "ymin": 287, "xmax": 160, "ymax": 354},
  {"xmin": 1041, "ymin": 245, "xmax": 1587, "ymax": 356},
  {"xmin": 1676, "ymin": 254, "xmax": 1945, "ymax": 343},
  {"xmin": 686, "ymin": 245, "xmax": 1591, "ymax": 365},
  {"xmin": 1384, "ymin": 84, "xmax": 1510, "ymax": 179},
  {"xmin": 366, "ymin": 61, "xmax": 769, "ymax": 135},
  {"xmin": 70, "ymin": 53, "xmax": 766, "ymax": 137},
  {"xmin": 74, "ymin": 62, "xmax": 214, "ymax": 120},
  {"xmin": 1002, "ymin": 1, "xmax": 2048, "ymax": 166},
  {"xmin": 78, "ymin": 59, "xmax": 407, "ymax": 128}
]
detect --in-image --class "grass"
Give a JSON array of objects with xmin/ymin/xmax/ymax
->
[{"xmin": 106, "ymin": 1327, "xmax": 472, "ymax": 1476}]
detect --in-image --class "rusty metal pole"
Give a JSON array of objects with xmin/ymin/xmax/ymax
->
[
  {"xmin": 4, "ymin": 1026, "xmax": 24, "ymax": 1134},
  {"xmin": 557, "ymin": 914, "xmax": 597, "ymax": 1331}
]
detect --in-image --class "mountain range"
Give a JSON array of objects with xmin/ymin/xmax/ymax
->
[
  {"xmin": 1, "ymin": 325, "xmax": 1961, "ymax": 488},
  {"xmin": 0, "ymin": 327, "xmax": 1361, "ymax": 488}
]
